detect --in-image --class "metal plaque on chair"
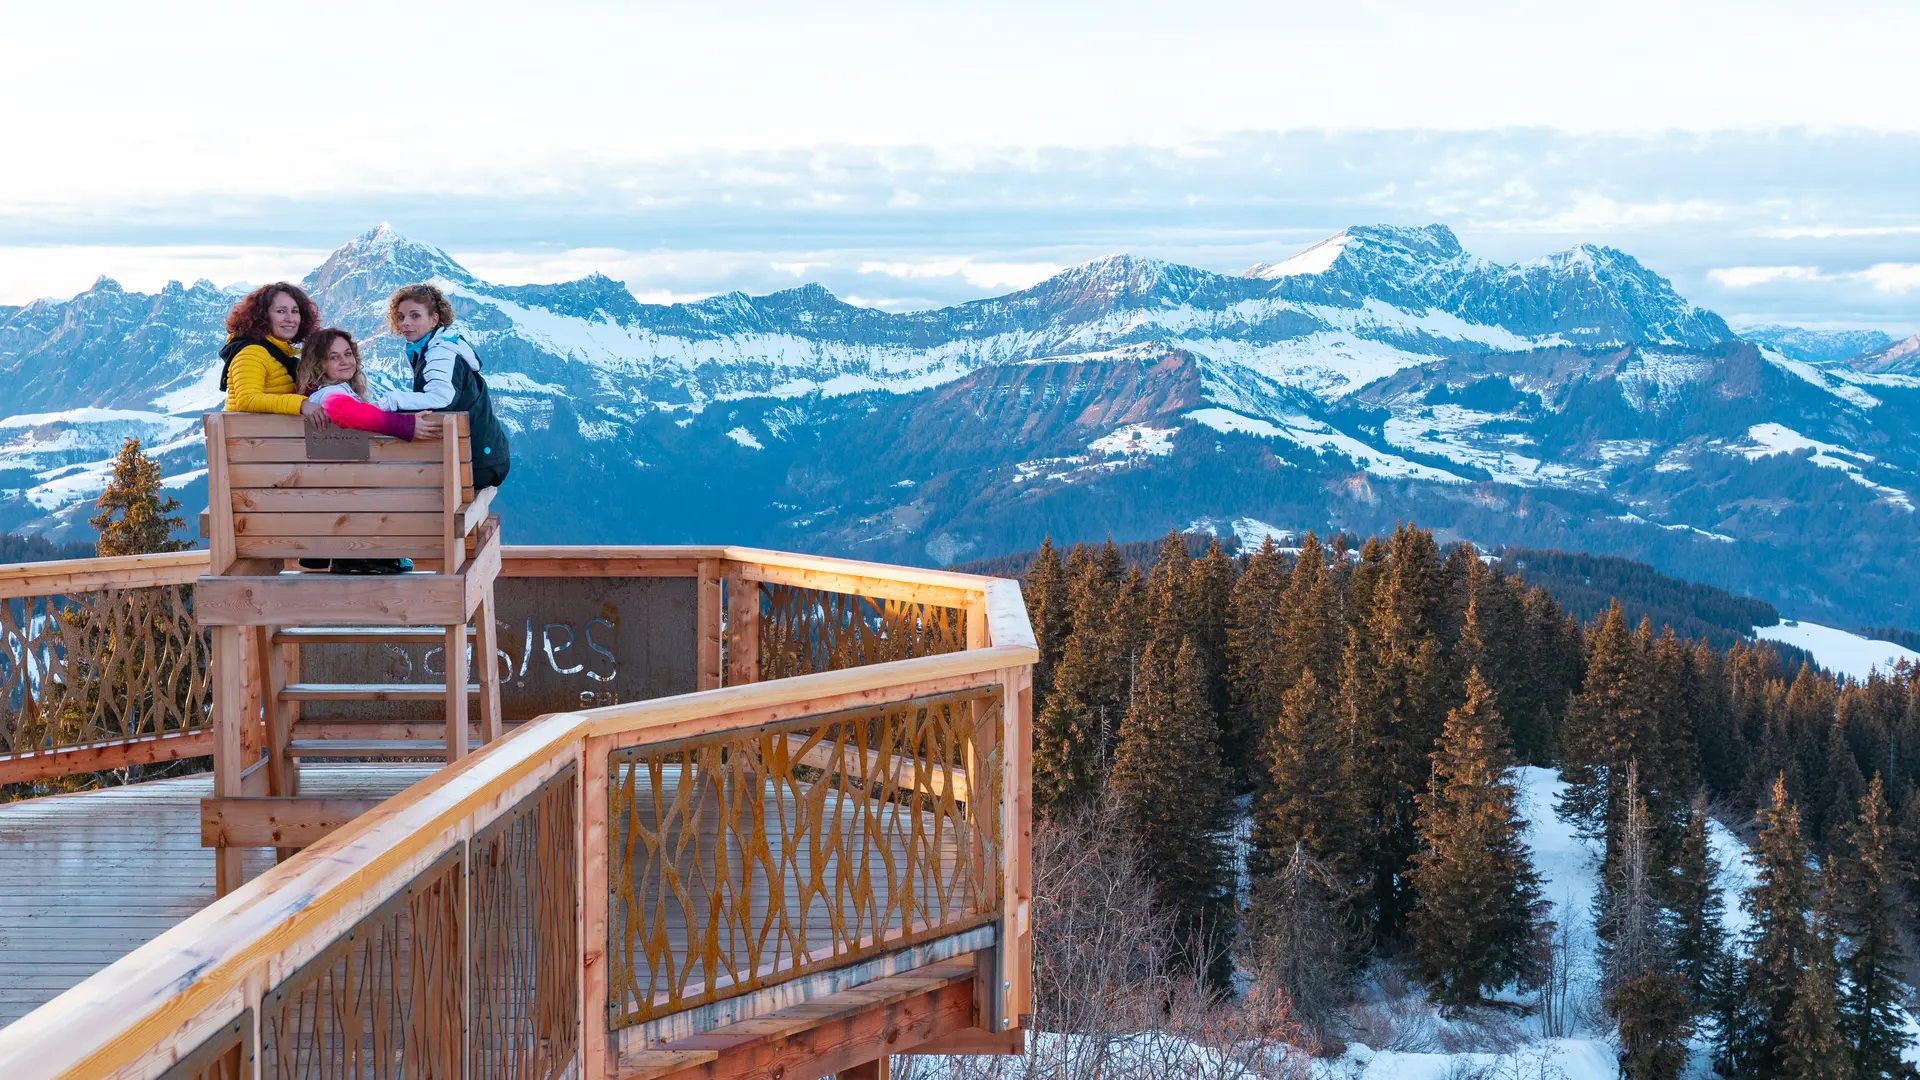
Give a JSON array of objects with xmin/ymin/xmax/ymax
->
[
  {"xmin": 304, "ymin": 426, "xmax": 372, "ymax": 461},
  {"xmin": 296, "ymin": 576, "xmax": 698, "ymax": 726}
]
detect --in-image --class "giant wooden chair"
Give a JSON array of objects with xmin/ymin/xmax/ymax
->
[{"xmin": 194, "ymin": 410, "xmax": 504, "ymax": 893}]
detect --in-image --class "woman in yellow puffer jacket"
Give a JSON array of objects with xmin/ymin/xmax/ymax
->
[{"xmin": 220, "ymin": 282, "xmax": 326, "ymax": 423}]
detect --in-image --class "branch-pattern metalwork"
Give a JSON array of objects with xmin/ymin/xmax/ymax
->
[
  {"xmin": 261, "ymin": 850, "xmax": 465, "ymax": 1078},
  {"xmin": 157, "ymin": 1010, "xmax": 252, "ymax": 1080},
  {"xmin": 471, "ymin": 765, "xmax": 580, "ymax": 1079},
  {"xmin": 758, "ymin": 584, "xmax": 963, "ymax": 681},
  {"xmin": 0, "ymin": 586, "xmax": 210, "ymax": 755},
  {"xmin": 607, "ymin": 687, "xmax": 1004, "ymax": 1028}
]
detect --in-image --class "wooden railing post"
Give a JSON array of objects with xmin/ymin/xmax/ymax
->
[
  {"xmin": 999, "ymin": 665, "xmax": 1033, "ymax": 1033},
  {"xmin": 724, "ymin": 575, "xmax": 760, "ymax": 686},
  {"xmin": 697, "ymin": 559, "xmax": 723, "ymax": 691},
  {"xmin": 578, "ymin": 733, "xmax": 614, "ymax": 1080}
]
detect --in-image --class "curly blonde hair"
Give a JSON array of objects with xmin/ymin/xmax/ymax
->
[
  {"xmin": 387, "ymin": 283, "xmax": 456, "ymax": 333},
  {"xmin": 297, "ymin": 328, "xmax": 372, "ymax": 399}
]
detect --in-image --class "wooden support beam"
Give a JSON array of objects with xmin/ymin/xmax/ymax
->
[
  {"xmin": 443, "ymin": 617, "xmax": 470, "ymax": 763},
  {"xmin": 897, "ymin": 1027, "xmax": 1023, "ymax": 1056},
  {"xmin": 620, "ymin": 963, "xmax": 976, "ymax": 1080},
  {"xmin": 194, "ymin": 573, "xmax": 468, "ymax": 626},
  {"xmin": 476, "ymin": 590, "xmax": 504, "ymax": 744},
  {"xmin": 697, "ymin": 558, "xmax": 723, "ymax": 691},
  {"xmin": 199, "ymin": 796, "xmax": 384, "ymax": 849},
  {"xmin": 0, "ymin": 728, "xmax": 213, "ymax": 785},
  {"xmin": 838, "ymin": 1058, "xmax": 889, "ymax": 1080},
  {"xmin": 724, "ymin": 576, "xmax": 761, "ymax": 687},
  {"xmin": 204, "ymin": 413, "xmax": 236, "ymax": 575},
  {"xmin": 210, "ymin": 625, "xmax": 246, "ymax": 896}
]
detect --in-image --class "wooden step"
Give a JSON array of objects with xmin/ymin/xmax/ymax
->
[
  {"xmin": 278, "ymin": 683, "xmax": 480, "ymax": 702},
  {"xmin": 288, "ymin": 740, "xmax": 480, "ymax": 759},
  {"xmin": 293, "ymin": 721, "xmax": 484, "ymax": 741},
  {"xmin": 273, "ymin": 626, "xmax": 473, "ymax": 646}
]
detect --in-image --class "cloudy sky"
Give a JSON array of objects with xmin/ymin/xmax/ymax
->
[{"xmin": 3, "ymin": 0, "xmax": 1916, "ymax": 331}]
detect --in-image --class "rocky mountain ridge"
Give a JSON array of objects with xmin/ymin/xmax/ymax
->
[{"xmin": 1, "ymin": 223, "xmax": 1915, "ymax": 629}]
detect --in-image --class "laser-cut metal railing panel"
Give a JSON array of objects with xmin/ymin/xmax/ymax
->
[
  {"xmin": 0, "ymin": 586, "xmax": 210, "ymax": 755},
  {"xmin": 472, "ymin": 764, "xmax": 580, "ymax": 1079},
  {"xmin": 607, "ymin": 687, "xmax": 1004, "ymax": 1028},
  {"xmin": 758, "ymin": 584, "xmax": 964, "ymax": 681},
  {"xmin": 261, "ymin": 849, "xmax": 465, "ymax": 1078}
]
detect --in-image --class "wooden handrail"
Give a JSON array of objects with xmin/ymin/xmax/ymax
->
[{"xmin": 0, "ymin": 547, "xmax": 1036, "ymax": 1080}]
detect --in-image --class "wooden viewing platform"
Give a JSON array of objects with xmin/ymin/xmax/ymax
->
[{"xmin": 0, "ymin": 415, "xmax": 1036, "ymax": 1080}]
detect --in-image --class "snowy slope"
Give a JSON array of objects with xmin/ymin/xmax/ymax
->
[{"xmin": 1754, "ymin": 620, "xmax": 1920, "ymax": 681}]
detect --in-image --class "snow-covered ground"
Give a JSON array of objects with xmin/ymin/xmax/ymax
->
[{"xmin": 1754, "ymin": 619, "xmax": 1920, "ymax": 681}]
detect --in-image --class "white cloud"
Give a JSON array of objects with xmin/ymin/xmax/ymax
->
[
  {"xmin": 858, "ymin": 257, "xmax": 1065, "ymax": 290},
  {"xmin": 1708, "ymin": 265, "xmax": 1826, "ymax": 288},
  {"xmin": 770, "ymin": 261, "xmax": 830, "ymax": 277},
  {"xmin": 1857, "ymin": 263, "xmax": 1920, "ymax": 294},
  {"xmin": 1758, "ymin": 224, "xmax": 1920, "ymax": 239},
  {"xmin": 0, "ymin": 245, "xmax": 327, "ymax": 305}
]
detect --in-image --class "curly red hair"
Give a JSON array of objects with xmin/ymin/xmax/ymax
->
[{"xmin": 225, "ymin": 282, "xmax": 319, "ymax": 344}]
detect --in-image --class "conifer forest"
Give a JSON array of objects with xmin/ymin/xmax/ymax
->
[{"xmin": 1014, "ymin": 525, "xmax": 1920, "ymax": 1080}]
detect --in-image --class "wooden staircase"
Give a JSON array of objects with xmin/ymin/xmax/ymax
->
[{"xmin": 193, "ymin": 411, "xmax": 508, "ymax": 894}]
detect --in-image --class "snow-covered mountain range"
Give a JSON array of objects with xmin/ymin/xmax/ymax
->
[{"xmin": 2, "ymin": 223, "xmax": 1917, "ymax": 628}]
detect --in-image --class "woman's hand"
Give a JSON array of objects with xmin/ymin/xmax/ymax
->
[
  {"xmin": 412, "ymin": 413, "xmax": 445, "ymax": 441},
  {"xmin": 300, "ymin": 398, "xmax": 330, "ymax": 428}
]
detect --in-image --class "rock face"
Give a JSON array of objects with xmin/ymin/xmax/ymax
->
[{"xmin": 1, "ymin": 222, "xmax": 1916, "ymax": 628}]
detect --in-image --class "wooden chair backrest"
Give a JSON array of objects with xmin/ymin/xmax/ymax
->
[{"xmin": 204, "ymin": 411, "xmax": 474, "ymax": 569}]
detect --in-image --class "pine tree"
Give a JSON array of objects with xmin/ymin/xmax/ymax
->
[
  {"xmin": 1835, "ymin": 776, "xmax": 1910, "ymax": 1080},
  {"xmin": 1033, "ymin": 552, "xmax": 1119, "ymax": 818},
  {"xmin": 1744, "ymin": 775, "xmax": 1817, "ymax": 1075},
  {"xmin": 1612, "ymin": 970, "xmax": 1695, "ymax": 1080},
  {"xmin": 1190, "ymin": 537, "xmax": 1236, "ymax": 730},
  {"xmin": 1599, "ymin": 769, "xmax": 1693, "ymax": 1080},
  {"xmin": 1406, "ymin": 670, "xmax": 1543, "ymax": 1007},
  {"xmin": 90, "ymin": 437, "xmax": 187, "ymax": 556},
  {"xmin": 1023, "ymin": 537, "xmax": 1071, "ymax": 714},
  {"xmin": 1224, "ymin": 537, "xmax": 1285, "ymax": 793},
  {"xmin": 1559, "ymin": 602, "xmax": 1661, "ymax": 857},
  {"xmin": 1109, "ymin": 636, "xmax": 1235, "ymax": 979},
  {"xmin": 1339, "ymin": 525, "xmax": 1451, "ymax": 943},
  {"xmin": 1249, "ymin": 669, "xmax": 1346, "ymax": 881},
  {"xmin": 1244, "ymin": 841, "xmax": 1351, "ymax": 1038},
  {"xmin": 1273, "ymin": 531, "xmax": 1345, "ymax": 700},
  {"xmin": 1703, "ymin": 947, "xmax": 1758, "ymax": 1079},
  {"xmin": 1778, "ymin": 876, "xmax": 1853, "ymax": 1080},
  {"xmin": 1670, "ymin": 792, "xmax": 1726, "ymax": 1004},
  {"xmin": 1597, "ymin": 765, "xmax": 1665, "ymax": 989}
]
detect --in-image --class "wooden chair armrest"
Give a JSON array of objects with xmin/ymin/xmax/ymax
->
[{"xmin": 454, "ymin": 484, "xmax": 496, "ymax": 538}]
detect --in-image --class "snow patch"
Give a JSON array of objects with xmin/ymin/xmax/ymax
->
[
  {"xmin": 1739, "ymin": 423, "xmax": 1912, "ymax": 509},
  {"xmin": 1087, "ymin": 424, "xmax": 1176, "ymax": 458},
  {"xmin": 1754, "ymin": 619, "xmax": 1920, "ymax": 681},
  {"xmin": 725, "ymin": 427, "xmax": 764, "ymax": 450},
  {"xmin": 1247, "ymin": 234, "xmax": 1349, "ymax": 279}
]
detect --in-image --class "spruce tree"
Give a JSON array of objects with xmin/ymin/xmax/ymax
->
[
  {"xmin": 1671, "ymin": 792, "xmax": 1726, "ymax": 1004},
  {"xmin": 91, "ymin": 437, "xmax": 188, "ymax": 556},
  {"xmin": 1836, "ymin": 776, "xmax": 1910, "ymax": 1080},
  {"xmin": 1744, "ymin": 775, "xmax": 1817, "ymax": 1075},
  {"xmin": 1779, "ymin": 872, "xmax": 1853, "ymax": 1080},
  {"xmin": 1023, "ymin": 537, "xmax": 1071, "ymax": 714},
  {"xmin": 1339, "ymin": 525, "xmax": 1451, "ymax": 942},
  {"xmin": 1244, "ymin": 841, "xmax": 1351, "ymax": 1039},
  {"xmin": 1249, "ymin": 669, "xmax": 1346, "ymax": 882},
  {"xmin": 1033, "ymin": 554, "xmax": 1117, "ymax": 818},
  {"xmin": 1559, "ymin": 602, "xmax": 1661, "ymax": 859},
  {"xmin": 1406, "ymin": 670, "xmax": 1543, "ymax": 1007},
  {"xmin": 1273, "ymin": 532, "xmax": 1345, "ymax": 698},
  {"xmin": 1109, "ymin": 636, "xmax": 1235, "ymax": 979},
  {"xmin": 1611, "ymin": 970, "xmax": 1695, "ymax": 1080},
  {"xmin": 1190, "ymin": 537, "xmax": 1237, "ymax": 731},
  {"xmin": 1224, "ymin": 537, "xmax": 1285, "ymax": 793}
]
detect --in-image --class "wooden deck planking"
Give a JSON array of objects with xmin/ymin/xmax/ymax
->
[{"xmin": 0, "ymin": 764, "xmax": 434, "ymax": 1028}]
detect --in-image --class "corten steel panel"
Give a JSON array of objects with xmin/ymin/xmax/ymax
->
[{"xmin": 297, "ymin": 576, "xmax": 696, "ymax": 725}]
